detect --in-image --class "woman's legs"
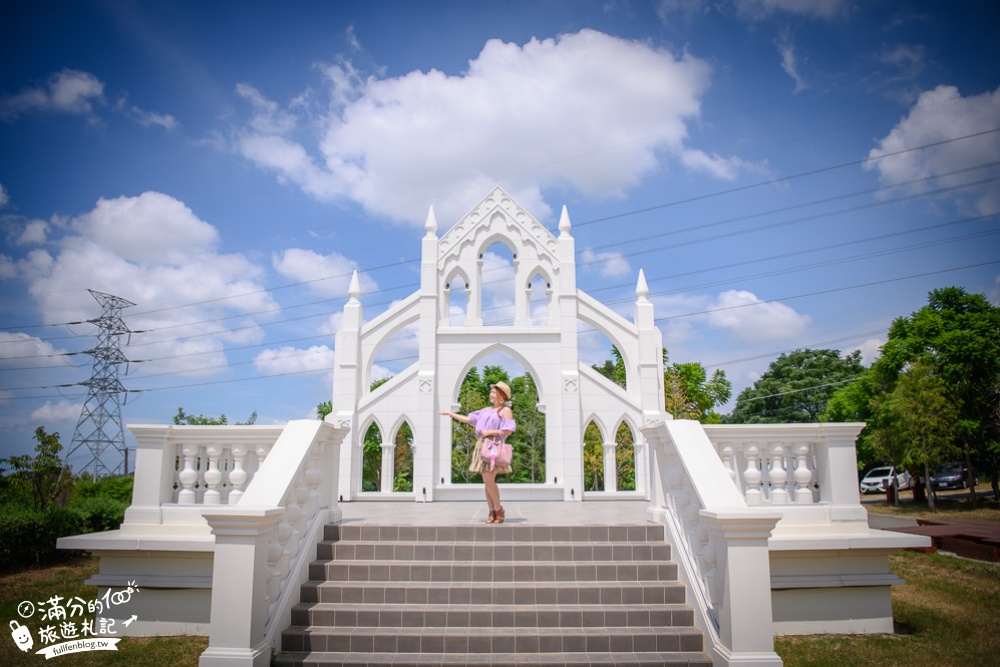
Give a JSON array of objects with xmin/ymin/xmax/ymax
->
[{"xmin": 481, "ymin": 470, "xmax": 501, "ymax": 514}]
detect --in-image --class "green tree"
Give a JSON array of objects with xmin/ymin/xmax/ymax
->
[
  {"xmin": 615, "ymin": 422, "xmax": 636, "ymax": 491},
  {"xmin": 821, "ymin": 370, "xmax": 881, "ymax": 472},
  {"xmin": 392, "ymin": 422, "xmax": 414, "ymax": 492},
  {"xmin": 0, "ymin": 427, "xmax": 72, "ymax": 510},
  {"xmin": 593, "ymin": 347, "xmax": 626, "ymax": 388},
  {"xmin": 727, "ymin": 349, "xmax": 866, "ymax": 424},
  {"xmin": 583, "ymin": 421, "xmax": 604, "ymax": 491},
  {"xmin": 510, "ymin": 373, "xmax": 546, "ymax": 483},
  {"xmin": 451, "ymin": 367, "xmax": 489, "ymax": 483},
  {"xmin": 873, "ymin": 287, "xmax": 1000, "ymax": 499},
  {"xmin": 870, "ymin": 358, "xmax": 958, "ymax": 510},
  {"xmin": 173, "ymin": 407, "xmax": 257, "ymax": 425},
  {"xmin": 665, "ymin": 360, "xmax": 731, "ymax": 423}
]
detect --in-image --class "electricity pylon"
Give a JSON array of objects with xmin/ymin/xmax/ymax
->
[{"xmin": 66, "ymin": 289, "xmax": 136, "ymax": 477}]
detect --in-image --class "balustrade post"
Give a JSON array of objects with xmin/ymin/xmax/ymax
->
[
  {"xmin": 199, "ymin": 508, "xmax": 283, "ymax": 667},
  {"xmin": 178, "ymin": 444, "xmax": 199, "ymax": 504},
  {"xmin": 701, "ymin": 510, "xmax": 783, "ymax": 667},
  {"xmin": 793, "ymin": 443, "xmax": 814, "ymax": 504},
  {"xmin": 204, "ymin": 445, "xmax": 223, "ymax": 505},
  {"xmin": 229, "ymin": 445, "xmax": 249, "ymax": 505},
  {"xmin": 743, "ymin": 446, "xmax": 762, "ymax": 505},
  {"xmin": 768, "ymin": 443, "xmax": 788, "ymax": 504}
]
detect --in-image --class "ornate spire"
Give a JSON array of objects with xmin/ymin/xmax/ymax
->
[
  {"xmin": 636, "ymin": 269, "xmax": 649, "ymax": 302},
  {"xmin": 348, "ymin": 269, "xmax": 361, "ymax": 301},
  {"xmin": 558, "ymin": 205, "xmax": 572, "ymax": 237},
  {"xmin": 424, "ymin": 205, "xmax": 438, "ymax": 237}
]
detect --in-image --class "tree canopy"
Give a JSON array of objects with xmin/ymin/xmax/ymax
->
[{"xmin": 727, "ymin": 349, "xmax": 866, "ymax": 424}]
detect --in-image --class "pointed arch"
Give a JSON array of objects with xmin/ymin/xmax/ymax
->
[
  {"xmin": 390, "ymin": 419, "xmax": 414, "ymax": 492},
  {"xmin": 451, "ymin": 344, "xmax": 545, "ymax": 400},
  {"xmin": 583, "ymin": 419, "xmax": 604, "ymax": 492},
  {"xmin": 614, "ymin": 418, "xmax": 637, "ymax": 492}
]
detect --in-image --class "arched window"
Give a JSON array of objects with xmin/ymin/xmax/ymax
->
[
  {"xmin": 480, "ymin": 241, "xmax": 515, "ymax": 325},
  {"xmin": 362, "ymin": 422, "xmax": 382, "ymax": 492},
  {"xmin": 528, "ymin": 271, "xmax": 551, "ymax": 325},
  {"xmin": 583, "ymin": 420, "xmax": 604, "ymax": 491},
  {"xmin": 392, "ymin": 421, "xmax": 414, "ymax": 492},
  {"xmin": 615, "ymin": 421, "xmax": 636, "ymax": 492}
]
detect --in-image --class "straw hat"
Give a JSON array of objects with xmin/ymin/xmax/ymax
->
[{"xmin": 491, "ymin": 381, "xmax": 512, "ymax": 400}]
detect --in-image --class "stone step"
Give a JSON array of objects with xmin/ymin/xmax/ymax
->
[
  {"xmin": 316, "ymin": 539, "xmax": 672, "ymax": 561},
  {"xmin": 325, "ymin": 523, "xmax": 665, "ymax": 544},
  {"xmin": 274, "ymin": 651, "xmax": 713, "ymax": 666},
  {"xmin": 308, "ymin": 559, "xmax": 678, "ymax": 583},
  {"xmin": 299, "ymin": 580, "xmax": 687, "ymax": 605},
  {"xmin": 290, "ymin": 602, "xmax": 696, "ymax": 628},
  {"xmin": 281, "ymin": 625, "xmax": 705, "ymax": 654}
]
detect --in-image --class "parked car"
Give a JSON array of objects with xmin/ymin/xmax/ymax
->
[
  {"xmin": 860, "ymin": 466, "xmax": 913, "ymax": 494},
  {"xmin": 930, "ymin": 463, "xmax": 978, "ymax": 490}
]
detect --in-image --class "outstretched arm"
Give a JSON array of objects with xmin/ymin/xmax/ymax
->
[{"xmin": 439, "ymin": 410, "xmax": 473, "ymax": 425}]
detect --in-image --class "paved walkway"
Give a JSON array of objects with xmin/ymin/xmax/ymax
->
[{"xmin": 339, "ymin": 500, "xmax": 652, "ymax": 526}]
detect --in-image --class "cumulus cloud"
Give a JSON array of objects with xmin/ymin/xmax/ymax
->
[
  {"xmin": 0, "ymin": 182, "xmax": 8, "ymax": 207},
  {"xmin": 580, "ymin": 248, "xmax": 632, "ymax": 278},
  {"xmin": 131, "ymin": 106, "xmax": 177, "ymax": 130},
  {"xmin": 29, "ymin": 400, "xmax": 83, "ymax": 424},
  {"xmin": 17, "ymin": 219, "xmax": 50, "ymax": 245},
  {"xmin": 865, "ymin": 84, "xmax": 1000, "ymax": 215},
  {"xmin": 232, "ymin": 29, "xmax": 753, "ymax": 226},
  {"xmin": 272, "ymin": 248, "xmax": 377, "ymax": 297},
  {"xmin": 843, "ymin": 337, "xmax": 884, "ymax": 366},
  {"xmin": 705, "ymin": 289, "xmax": 811, "ymax": 341},
  {"xmin": 18, "ymin": 192, "xmax": 278, "ymax": 377},
  {"xmin": 253, "ymin": 345, "xmax": 334, "ymax": 375},
  {"xmin": 0, "ymin": 254, "xmax": 15, "ymax": 279},
  {"xmin": 0, "ymin": 332, "xmax": 69, "ymax": 367},
  {"xmin": 0, "ymin": 69, "xmax": 105, "ymax": 121}
]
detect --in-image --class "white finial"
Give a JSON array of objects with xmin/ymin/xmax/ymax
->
[
  {"xmin": 636, "ymin": 269, "xmax": 649, "ymax": 302},
  {"xmin": 558, "ymin": 205, "xmax": 572, "ymax": 236},
  {"xmin": 348, "ymin": 270, "xmax": 361, "ymax": 301},
  {"xmin": 424, "ymin": 205, "xmax": 438, "ymax": 237}
]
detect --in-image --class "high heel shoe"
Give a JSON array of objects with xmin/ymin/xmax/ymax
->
[
  {"xmin": 495, "ymin": 507, "xmax": 505, "ymax": 524},
  {"xmin": 486, "ymin": 510, "xmax": 496, "ymax": 524}
]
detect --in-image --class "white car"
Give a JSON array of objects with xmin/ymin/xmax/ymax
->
[{"xmin": 859, "ymin": 466, "xmax": 913, "ymax": 494}]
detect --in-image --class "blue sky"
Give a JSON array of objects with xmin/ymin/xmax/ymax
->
[{"xmin": 1, "ymin": 1, "xmax": 998, "ymax": 471}]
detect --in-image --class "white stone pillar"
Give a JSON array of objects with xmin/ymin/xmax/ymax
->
[
  {"xmin": 700, "ymin": 510, "xmax": 783, "ymax": 667},
  {"xmin": 199, "ymin": 508, "xmax": 284, "ymax": 667},
  {"xmin": 380, "ymin": 443, "xmax": 395, "ymax": 493},
  {"xmin": 602, "ymin": 442, "xmax": 618, "ymax": 492}
]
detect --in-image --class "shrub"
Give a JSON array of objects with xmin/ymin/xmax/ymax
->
[
  {"xmin": 71, "ymin": 496, "xmax": 128, "ymax": 533},
  {"xmin": 0, "ymin": 504, "xmax": 84, "ymax": 571}
]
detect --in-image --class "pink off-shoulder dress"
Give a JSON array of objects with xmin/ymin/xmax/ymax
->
[{"xmin": 467, "ymin": 407, "xmax": 516, "ymax": 475}]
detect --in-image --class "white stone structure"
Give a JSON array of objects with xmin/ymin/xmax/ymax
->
[
  {"xmin": 58, "ymin": 187, "xmax": 930, "ymax": 667},
  {"xmin": 330, "ymin": 187, "xmax": 662, "ymax": 502}
]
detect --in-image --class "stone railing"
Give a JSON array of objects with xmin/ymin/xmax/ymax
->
[
  {"xmin": 643, "ymin": 418, "xmax": 784, "ymax": 667},
  {"xmin": 702, "ymin": 422, "xmax": 868, "ymax": 528},
  {"xmin": 124, "ymin": 424, "xmax": 287, "ymax": 531},
  {"xmin": 126, "ymin": 420, "xmax": 346, "ymax": 667}
]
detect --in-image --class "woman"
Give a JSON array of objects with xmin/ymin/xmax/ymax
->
[{"xmin": 440, "ymin": 381, "xmax": 515, "ymax": 524}]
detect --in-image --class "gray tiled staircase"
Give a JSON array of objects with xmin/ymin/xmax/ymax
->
[{"xmin": 277, "ymin": 521, "xmax": 711, "ymax": 666}]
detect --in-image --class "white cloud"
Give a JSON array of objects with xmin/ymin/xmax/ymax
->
[
  {"xmin": 843, "ymin": 337, "xmax": 884, "ymax": 366},
  {"xmin": 272, "ymin": 248, "xmax": 377, "ymax": 297},
  {"xmin": 29, "ymin": 400, "xmax": 83, "ymax": 424},
  {"xmin": 865, "ymin": 84, "xmax": 1000, "ymax": 215},
  {"xmin": 232, "ymin": 29, "xmax": 753, "ymax": 226},
  {"xmin": 580, "ymin": 248, "xmax": 632, "ymax": 278},
  {"xmin": 17, "ymin": 219, "xmax": 49, "ymax": 245},
  {"xmin": 20, "ymin": 192, "xmax": 278, "ymax": 377},
  {"xmin": 0, "ymin": 332, "xmax": 68, "ymax": 366},
  {"xmin": 734, "ymin": 0, "xmax": 848, "ymax": 20},
  {"xmin": 0, "ymin": 69, "xmax": 105, "ymax": 121},
  {"xmin": 253, "ymin": 345, "xmax": 334, "ymax": 375},
  {"xmin": 0, "ymin": 254, "xmax": 15, "ymax": 279},
  {"xmin": 705, "ymin": 289, "xmax": 811, "ymax": 341},
  {"xmin": 131, "ymin": 106, "xmax": 177, "ymax": 130},
  {"xmin": 776, "ymin": 35, "xmax": 806, "ymax": 93},
  {"xmin": 0, "ymin": 182, "xmax": 8, "ymax": 207}
]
